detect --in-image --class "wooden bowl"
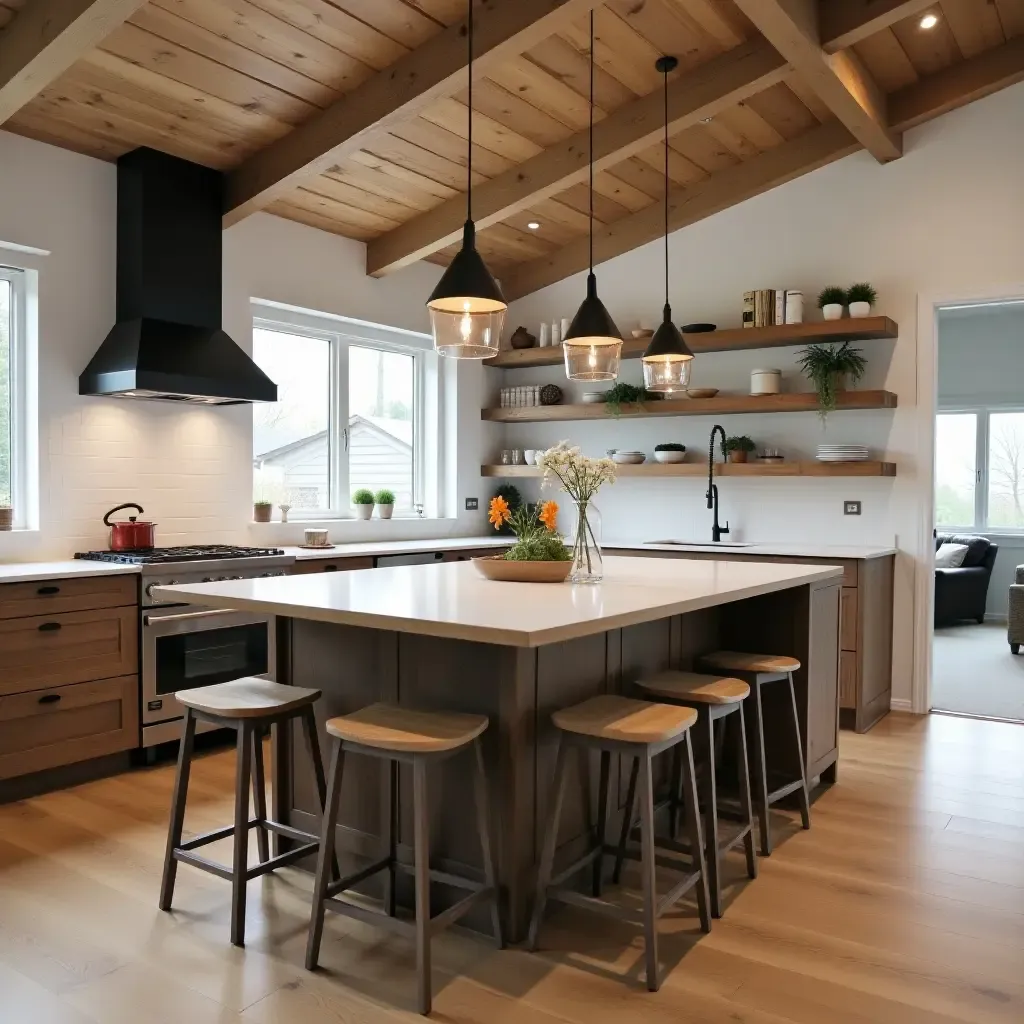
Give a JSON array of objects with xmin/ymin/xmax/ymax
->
[
  {"xmin": 631, "ymin": 329, "xmax": 654, "ymax": 339},
  {"xmin": 686, "ymin": 388, "xmax": 719, "ymax": 399},
  {"xmin": 472, "ymin": 555, "xmax": 572, "ymax": 583}
]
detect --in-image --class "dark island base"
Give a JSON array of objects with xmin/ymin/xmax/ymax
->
[{"xmin": 273, "ymin": 578, "xmax": 840, "ymax": 943}]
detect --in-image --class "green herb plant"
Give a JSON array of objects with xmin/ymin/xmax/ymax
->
[
  {"xmin": 352, "ymin": 488, "xmax": 375, "ymax": 505},
  {"xmin": 604, "ymin": 382, "xmax": 652, "ymax": 417},
  {"xmin": 846, "ymin": 282, "xmax": 877, "ymax": 306},
  {"xmin": 503, "ymin": 505, "xmax": 570, "ymax": 563},
  {"xmin": 654, "ymin": 442, "xmax": 686, "ymax": 452},
  {"xmin": 374, "ymin": 488, "xmax": 395, "ymax": 505},
  {"xmin": 253, "ymin": 500, "xmax": 272, "ymax": 508},
  {"xmin": 817, "ymin": 286, "xmax": 847, "ymax": 309},
  {"xmin": 721, "ymin": 435, "xmax": 756, "ymax": 456},
  {"xmin": 797, "ymin": 340, "xmax": 867, "ymax": 419}
]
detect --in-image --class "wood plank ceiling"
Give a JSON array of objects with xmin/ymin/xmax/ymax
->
[{"xmin": 1, "ymin": 0, "xmax": 1023, "ymax": 300}]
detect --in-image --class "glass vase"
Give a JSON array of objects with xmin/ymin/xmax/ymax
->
[{"xmin": 569, "ymin": 500, "xmax": 603, "ymax": 583}]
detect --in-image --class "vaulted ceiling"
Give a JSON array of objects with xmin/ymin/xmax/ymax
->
[{"xmin": 1, "ymin": 0, "xmax": 1022, "ymax": 299}]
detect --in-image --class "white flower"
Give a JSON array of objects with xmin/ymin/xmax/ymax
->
[{"xmin": 536, "ymin": 442, "xmax": 616, "ymax": 501}]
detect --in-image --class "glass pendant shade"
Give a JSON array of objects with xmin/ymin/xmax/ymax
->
[
  {"xmin": 563, "ymin": 272, "xmax": 623, "ymax": 381},
  {"xmin": 427, "ymin": 220, "xmax": 507, "ymax": 358},
  {"xmin": 643, "ymin": 303, "xmax": 693, "ymax": 393}
]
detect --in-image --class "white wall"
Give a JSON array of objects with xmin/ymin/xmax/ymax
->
[
  {"xmin": 501, "ymin": 81, "xmax": 1024, "ymax": 708},
  {"xmin": 0, "ymin": 129, "xmax": 490, "ymax": 561}
]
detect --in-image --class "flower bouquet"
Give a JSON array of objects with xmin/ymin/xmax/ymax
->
[
  {"xmin": 473, "ymin": 497, "xmax": 573, "ymax": 582},
  {"xmin": 535, "ymin": 442, "xmax": 617, "ymax": 582}
]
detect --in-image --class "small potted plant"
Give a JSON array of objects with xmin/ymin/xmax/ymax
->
[
  {"xmin": 654, "ymin": 443, "xmax": 687, "ymax": 464},
  {"xmin": 474, "ymin": 498, "xmax": 572, "ymax": 582},
  {"xmin": 374, "ymin": 488, "xmax": 395, "ymax": 519},
  {"xmin": 253, "ymin": 500, "xmax": 273, "ymax": 523},
  {"xmin": 0, "ymin": 497, "xmax": 12, "ymax": 531},
  {"xmin": 721, "ymin": 435, "xmax": 756, "ymax": 463},
  {"xmin": 818, "ymin": 286, "xmax": 847, "ymax": 321},
  {"xmin": 352, "ymin": 488, "xmax": 375, "ymax": 520},
  {"xmin": 846, "ymin": 282, "xmax": 877, "ymax": 318},
  {"xmin": 797, "ymin": 340, "xmax": 867, "ymax": 419}
]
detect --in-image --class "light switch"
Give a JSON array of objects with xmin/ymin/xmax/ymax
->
[
  {"xmin": 465, "ymin": 497, "xmax": 479, "ymax": 511},
  {"xmin": 844, "ymin": 500, "xmax": 862, "ymax": 516}
]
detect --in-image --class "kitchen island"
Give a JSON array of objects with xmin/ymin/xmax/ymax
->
[{"xmin": 156, "ymin": 555, "xmax": 842, "ymax": 941}]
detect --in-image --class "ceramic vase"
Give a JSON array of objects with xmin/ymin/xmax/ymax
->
[
  {"xmin": 848, "ymin": 301, "xmax": 872, "ymax": 318},
  {"xmin": 822, "ymin": 303, "xmax": 844, "ymax": 321}
]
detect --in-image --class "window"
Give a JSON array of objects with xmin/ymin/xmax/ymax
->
[
  {"xmin": 936, "ymin": 408, "xmax": 1024, "ymax": 532},
  {"xmin": 0, "ymin": 266, "xmax": 27, "ymax": 522},
  {"xmin": 252, "ymin": 307, "xmax": 435, "ymax": 518}
]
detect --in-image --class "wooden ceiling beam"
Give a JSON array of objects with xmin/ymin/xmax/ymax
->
[
  {"xmin": 819, "ymin": 0, "xmax": 937, "ymax": 52},
  {"xmin": 734, "ymin": 0, "xmax": 901, "ymax": 163},
  {"xmin": 0, "ymin": 0, "xmax": 148, "ymax": 125},
  {"xmin": 366, "ymin": 37, "xmax": 787, "ymax": 277},
  {"xmin": 223, "ymin": 0, "xmax": 595, "ymax": 227},
  {"xmin": 501, "ymin": 34, "xmax": 1024, "ymax": 301}
]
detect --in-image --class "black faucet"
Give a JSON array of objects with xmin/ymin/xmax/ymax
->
[{"xmin": 707, "ymin": 424, "xmax": 730, "ymax": 543}]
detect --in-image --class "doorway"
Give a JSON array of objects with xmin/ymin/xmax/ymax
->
[{"xmin": 931, "ymin": 300, "xmax": 1024, "ymax": 722}]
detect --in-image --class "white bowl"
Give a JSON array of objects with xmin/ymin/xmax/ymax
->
[
  {"xmin": 654, "ymin": 450, "xmax": 686, "ymax": 463},
  {"xmin": 612, "ymin": 452, "xmax": 646, "ymax": 464}
]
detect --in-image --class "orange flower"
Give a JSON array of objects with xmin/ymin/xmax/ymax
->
[
  {"xmin": 538, "ymin": 500, "xmax": 559, "ymax": 532},
  {"xmin": 488, "ymin": 495, "xmax": 511, "ymax": 529}
]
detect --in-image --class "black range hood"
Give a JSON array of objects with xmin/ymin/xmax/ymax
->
[{"xmin": 80, "ymin": 148, "xmax": 277, "ymax": 405}]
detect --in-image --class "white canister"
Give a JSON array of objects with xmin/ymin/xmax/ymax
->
[
  {"xmin": 551, "ymin": 321, "xmax": 561, "ymax": 346},
  {"xmin": 750, "ymin": 368, "xmax": 782, "ymax": 395},
  {"xmin": 560, "ymin": 317, "xmax": 570, "ymax": 340},
  {"xmin": 539, "ymin": 322, "xmax": 549, "ymax": 347},
  {"xmin": 784, "ymin": 290, "xmax": 803, "ymax": 324}
]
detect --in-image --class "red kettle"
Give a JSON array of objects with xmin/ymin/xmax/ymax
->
[{"xmin": 104, "ymin": 503, "xmax": 157, "ymax": 551}]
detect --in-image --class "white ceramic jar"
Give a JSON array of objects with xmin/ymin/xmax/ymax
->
[{"xmin": 750, "ymin": 368, "xmax": 781, "ymax": 395}]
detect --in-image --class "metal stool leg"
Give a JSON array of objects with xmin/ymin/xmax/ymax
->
[
  {"xmin": 250, "ymin": 725, "xmax": 270, "ymax": 865},
  {"xmin": 159, "ymin": 708, "xmax": 196, "ymax": 912},
  {"xmin": 787, "ymin": 673, "xmax": 812, "ymax": 830},
  {"xmin": 681, "ymin": 732, "xmax": 711, "ymax": 933},
  {"xmin": 412, "ymin": 757, "xmax": 432, "ymax": 1015},
  {"xmin": 472, "ymin": 738, "xmax": 504, "ymax": 948},
  {"xmin": 231, "ymin": 721, "xmax": 253, "ymax": 947},
  {"xmin": 701, "ymin": 710, "xmax": 722, "ymax": 919},
  {"xmin": 735, "ymin": 706, "xmax": 758, "ymax": 880},
  {"xmin": 637, "ymin": 748, "xmax": 660, "ymax": 992},
  {"xmin": 592, "ymin": 750, "xmax": 611, "ymax": 897},
  {"xmin": 301, "ymin": 706, "xmax": 341, "ymax": 881},
  {"xmin": 305, "ymin": 739, "xmax": 345, "ymax": 971},
  {"xmin": 611, "ymin": 755, "xmax": 639, "ymax": 885},
  {"xmin": 527, "ymin": 737, "xmax": 569, "ymax": 950},
  {"xmin": 745, "ymin": 683, "xmax": 772, "ymax": 856}
]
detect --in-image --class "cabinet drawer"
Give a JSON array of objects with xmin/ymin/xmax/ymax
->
[
  {"xmin": 0, "ymin": 676, "xmax": 139, "ymax": 780},
  {"xmin": 839, "ymin": 651, "xmax": 858, "ymax": 709},
  {"xmin": 0, "ymin": 573, "xmax": 137, "ymax": 620},
  {"xmin": 841, "ymin": 587, "xmax": 859, "ymax": 651},
  {"xmin": 0, "ymin": 606, "xmax": 138, "ymax": 695},
  {"xmin": 291, "ymin": 557, "xmax": 375, "ymax": 574}
]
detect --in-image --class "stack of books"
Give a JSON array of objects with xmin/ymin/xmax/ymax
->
[{"xmin": 743, "ymin": 289, "xmax": 789, "ymax": 328}]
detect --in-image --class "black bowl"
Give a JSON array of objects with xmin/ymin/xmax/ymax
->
[{"xmin": 681, "ymin": 323, "xmax": 716, "ymax": 333}]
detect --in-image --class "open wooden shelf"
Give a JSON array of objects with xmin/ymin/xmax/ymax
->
[
  {"xmin": 483, "ymin": 461, "xmax": 897, "ymax": 478},
  {"xmin": 483, "ymin": 389, "xmax": 897, "ymax": 423},
  {"xmin": 484, "ymin": 316, "xmax": 898, "ymax": 369}
]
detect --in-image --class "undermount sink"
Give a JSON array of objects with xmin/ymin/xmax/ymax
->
[{"xmin": 645, "ymin": 540, "xmax": 754, "ymax": 548}]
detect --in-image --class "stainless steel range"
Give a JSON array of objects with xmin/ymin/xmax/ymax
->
[{"xmin": 75, "ymin": 546, "xmax": 295, "ymax": 748}]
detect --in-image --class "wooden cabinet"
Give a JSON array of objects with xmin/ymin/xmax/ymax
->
[{"xmin": 0, "ymin": 572, "xmax": 136, "ymax": 619}]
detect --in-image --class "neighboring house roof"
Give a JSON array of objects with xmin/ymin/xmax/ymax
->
[{"xmin": 254, "ymin": 414, "xmax": 411, "ymax": 464}]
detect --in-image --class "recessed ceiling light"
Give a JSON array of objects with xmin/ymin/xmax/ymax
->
[
  {"xmin": 919, "ymin": 12, "xmax": 938, "ymax": 29},
  {"xmin": 700, "ymin": 116, "xmax": 713, "ymax": 124},
  {"xmin": 527, "ymin": 221, "xmax": 540, "ymax": 230}
]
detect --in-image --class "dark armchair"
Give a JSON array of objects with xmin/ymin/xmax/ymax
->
[{"xmin": 934, "ymin": 533, "xmax": 998, "ymax": 627}]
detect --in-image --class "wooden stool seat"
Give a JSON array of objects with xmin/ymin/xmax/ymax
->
[
  {"xmin": 175, "ymin": 677, "xmax": 321, "ymax": 718},
  {"xmin": 698, "ymin": 651, "xmax": 801, "ymax": 675},
  {"xmin": 552, "ymin": 694, "xmax": 697, "ymax": 745},
  {"xmin": 637, "ymin": 671, "xmax": 749, "ymax": 704},
  {"xmin": 325, "ymin": 703, "xmax": 488, "ymax": 753}
]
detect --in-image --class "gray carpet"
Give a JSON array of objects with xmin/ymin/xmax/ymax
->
[{"xmin": 933, "ymin": 622, "xmax": 1024, "ymax": 721}]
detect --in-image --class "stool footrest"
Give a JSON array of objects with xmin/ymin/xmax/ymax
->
[
  {"xmin": 550, "ymin": 846, "xmax": 602, "ymax": 889},
  {"xmin": 179, "ymin": 821, "xmax": 259, "ymax": 851},
  {"xmin": 262, "ymin": 819, "xmax": 319, "ymax": 845},
  {"xmin": 550, "ymin": 887, "xmax": 640, "ymax": 924},
  {"xmin": 657, "ymin": 871, "xmax": 705, "ymax": 918},
  {"xmin": 324, "ymin": 893, "xmax": 410, "ymax": 935},
  {"xmin": 428, "ymin": 888, "xmax": 493, "ymax": 936},
  {"xmin": 767, "ymin": 777, "xmax": 805, "ymax": 805},
  {"xmin": 173, "ymin": 849, "xmax": 235, "ymax": 881},
  {"xmin": 245, "ymin": 842, "xmax": 319, "ymax": 880},
  {"xmin": 395, "ymin": 861, "xmax": 484, "ymax": 893},
  {"xmin": 326, "ymin": 857, "xmax": 392, "ymax": 898}
]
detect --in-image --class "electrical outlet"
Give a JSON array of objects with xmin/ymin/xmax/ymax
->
[
  {"xmin": 844, "ymin": 500, "xmax": 862, "ymax": 516},
  {"xmin": 465, "ymin": 497, "xmax": 479, "ymax": 511}
]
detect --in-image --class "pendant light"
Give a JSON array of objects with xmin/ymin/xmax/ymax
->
[
  {"xmin": 426, "ymin": 1, "xmax": 507, "ymax": 358},
  {"xmin": 562, "ymin": 11, "xmax": 622, "ymax": 382},
  {"xmin": 642, "ymin": 55, "xmax": 694, "ymax": 393}
]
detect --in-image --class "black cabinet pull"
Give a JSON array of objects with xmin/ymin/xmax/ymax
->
[
  {"xmin": 37, "ymin": 585, "xmax": 60, "ymax": 595},
  {"xmin": 38, "ymin": 621, "xmax": 62, "ymax": 632},
  {"xmin": 324, "ymin": 565, "xmax": 339, "ymax": 572},
  {"xmin": 37, "ymin": 693, "xmax": 62, "ymax": 705}
]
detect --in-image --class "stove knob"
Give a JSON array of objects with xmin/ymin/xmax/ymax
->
[
  {"xmin": 145, "ymin": 582, "xmax": 159, "ymax": 599},
  {"xmin": 202, "ymin": 577, "xmax": 212, "ymax": 583}
]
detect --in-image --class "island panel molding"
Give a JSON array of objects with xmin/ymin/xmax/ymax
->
[
  {"xmin": 483, "ymin": 390, "xmax": 898, "ymax": 423},
  {"xmin": 484, "ymin": 316, "xmax": 898, "ymax": 369},
  {"xmin": 483, "ymin": 461, "xmax": 896, "ymax": 479}
]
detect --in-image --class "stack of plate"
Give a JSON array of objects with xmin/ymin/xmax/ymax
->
[
  {"xmin": 816, "ymin": 444, "xmax": 870, "ymax": 462},
  {"xmin": 611, "ymin": 450, "xmax": 646, "ymax": 465}
]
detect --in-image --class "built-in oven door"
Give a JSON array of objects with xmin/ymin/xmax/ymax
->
[{"xmin": 142, "ymin": 606, "xmax": 275, "ymax": 727}]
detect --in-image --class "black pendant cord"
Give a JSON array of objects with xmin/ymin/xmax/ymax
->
[
  {"xmin": 588, "ymin": 10, "xmax": 594, "ymax": 277},
  {"xmin": 663, "ymin": 59, "xmax": 669, "ymax": 311},
  {"xmin": 467, "ymin": 0, "xmax": 473, "ymax": 224}
]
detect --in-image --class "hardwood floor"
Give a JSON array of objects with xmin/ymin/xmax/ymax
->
[{"xmin": 0, "ymin": 712, "xmax": 1022, "ymax": 1022}]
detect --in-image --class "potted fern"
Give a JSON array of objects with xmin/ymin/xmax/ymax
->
[
  {"xmin": 352, "ymin": 488, "xmax": 375, "ymax": 520},
  {"xmin": 797, "ymin": 341, "xmax": 867, "ymax": 418},
  {"xmin": 818, "ymin": 285, "xmax": 846, "ymax": 321},
  {"xmin": 374, "ymin": 488, "xmax": 395, "ymax": 519},
  {"xmin": 846, "ymin": 282, "xmax": 877, "ymax": 318},
  {"xmin": 721, "ymin": 435, "xmax": 756, "ymax": 464},
  {"xmin": 253, "ymin": 500, "xmax": 273, "ymax": 523}
]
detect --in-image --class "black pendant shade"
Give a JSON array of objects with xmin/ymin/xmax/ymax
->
[
  {"xmin": 427, "ymin": 220, "xmax": 505, "ymax": 313},
  {"xmin": 645, "ymin": 302, "xmax": 692, "ymax": 360},
  {"xmin": 565, "ymin": 273, "xmax": 621, "ymax": 342}
]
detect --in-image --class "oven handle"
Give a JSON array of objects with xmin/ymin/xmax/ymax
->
[{"xmin": 143, "ymin": 608, "xmax": 246, "ymax": 626}]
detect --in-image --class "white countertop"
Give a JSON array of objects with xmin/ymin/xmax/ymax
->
[
  {"xmin": 281, "ymin": 536, "xmax": 509, "ymax": 560},
  {"xmin": 0, "ymin": 560, "xmax": 141, "ymax": 584},
  {"xmin": 606, "ymin": 540, "xmax": 897, "ymax": 559},
  {"xmin": 155, "ymin": 555, "xmax": 842, "ymax": 648}
]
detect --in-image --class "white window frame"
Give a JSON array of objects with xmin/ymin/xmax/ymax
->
[
  {"xmin": 936, "ymin": 404, "xmax": 1024, "ymax": 535},
  {"xmin": 252, "ymin": 304, "xmax": 440, "ymax": 520},
  {"xmin": 0, "ymin": 266, "xmax": 30, "ymax": 528}
]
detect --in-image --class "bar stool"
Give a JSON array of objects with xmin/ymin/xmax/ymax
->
[
  {"xmin": 528, "ymin": 694, "xmax": 710, "ymax": 993},
  {"xmin": 697, "ymin": 651, "xmax": 810, "ymax": 855},
  {"xmin": 305, "ymin": 703, "xmax": 502, "ymax": 1017},
  {"xmin": 159, "ymin": 677, "xmax": 334, "ymax": 948},
  {"xmin": 629, "ymin": 671, "xmax": 757, "ymax": 918}
]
